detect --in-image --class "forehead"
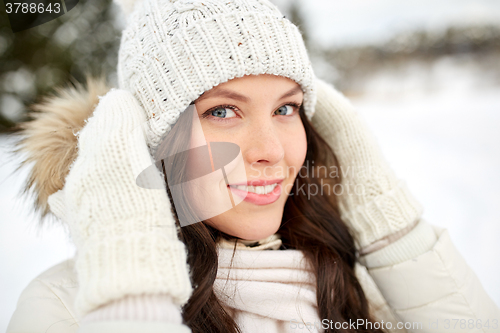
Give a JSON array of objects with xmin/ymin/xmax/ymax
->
[{"xmin": 196, "ymin": 75, "xmax": 303, "ymax": 103}]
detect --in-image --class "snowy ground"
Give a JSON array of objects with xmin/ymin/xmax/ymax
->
[{"xmin": 349, "ymin": 55, "xmax": 500, "ymax": 311}]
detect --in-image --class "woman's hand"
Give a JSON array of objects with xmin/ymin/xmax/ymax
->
[
  {"xmin": 47, "ymin": 88, "xmax": 192, "ymax": 319},
  {"xmin": 312, "ymin": 78, "xmax": 424, "ymax": 252}
]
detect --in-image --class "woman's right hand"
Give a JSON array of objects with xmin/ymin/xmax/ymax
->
[{"xmin": 47, "ymin": 88, "xmax": 192, "ymax": 320}]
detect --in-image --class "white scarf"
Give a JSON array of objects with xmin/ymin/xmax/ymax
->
[
  {"xmin": 214, "ymin": 235, "xmax": 323, "ymax": 332},
  {"xmin": 214, "ymin": 235, "xmax": 401, "ymax": 333}
]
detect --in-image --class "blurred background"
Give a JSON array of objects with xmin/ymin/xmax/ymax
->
[{"xmin": 1, "ymin": 0, "xmax": 499, "ymax": 329}]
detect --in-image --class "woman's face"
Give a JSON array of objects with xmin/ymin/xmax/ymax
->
[{"xmin": 191, "ymin": 74, "xmax": 307, "ymax": 241}]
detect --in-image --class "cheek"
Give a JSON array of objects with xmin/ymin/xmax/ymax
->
[
  {"xmin": 186, "ymin": 122, "xmax": 223, "ymax": 178},
  {"xmin": 284, "ymin": 122, "xmax": 308, "ymax": 173}
]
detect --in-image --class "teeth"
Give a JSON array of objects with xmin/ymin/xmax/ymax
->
[
  {"xmin": 231, "ymin": 183, "xmax": 278, "ymax": 194},
  {"xmin": 256, "ymin": 186, "xmax": 264, "ymax": 195}
]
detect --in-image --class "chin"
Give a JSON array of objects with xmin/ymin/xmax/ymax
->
[
  {"xmin": 237, "ymin": 223, "xmax": 281, "ymax": 241},
  {"xmin": 208, "ymin": 212, "xmax": 283, "ymax": 241}
]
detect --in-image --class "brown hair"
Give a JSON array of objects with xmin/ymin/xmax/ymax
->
[{"xmin": 154, "ymin": 104, "xmax": 385, "ymax": 333}]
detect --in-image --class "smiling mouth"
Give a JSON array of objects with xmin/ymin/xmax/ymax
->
[
  {"xmin": 228, "ymin": 183, "xmax": 278, "ymax": 195},
  {"xmin": 226, "ymin": 179, "xmax": 283, "ymax": 205}
]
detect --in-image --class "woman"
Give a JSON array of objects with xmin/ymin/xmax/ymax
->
[{"xmin": 7, "ymin": 0, "xmax": 499, "ymax": 332}]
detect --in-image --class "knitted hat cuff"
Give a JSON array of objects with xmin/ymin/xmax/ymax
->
[{"xmin": 118, "ymin": 10, "xmax": 316, "ymax": 156}]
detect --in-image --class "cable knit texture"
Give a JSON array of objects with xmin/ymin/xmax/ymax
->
[
  {"xmin": 115, "ymin": 0, "xmax": 317, "ymax": 156},
  {"xmin": 47, "ymin": 89, "xmax": 192, "ymax": 319},
  {"xmin": 311, "ymin": 78, "xmax": 424, "ymax": 249},
  {"xmin": 359, "ymin": 219, "xmax": 437, "ymax": 269}
]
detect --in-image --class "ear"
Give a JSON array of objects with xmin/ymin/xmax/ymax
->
[{"xmin": 47, "ymin": 190, "xmax": 66, "ymax": 221}]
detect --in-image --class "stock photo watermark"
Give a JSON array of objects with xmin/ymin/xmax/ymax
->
[
  {"xmin": 4, "ymin": 0, "xmax": 79, "ymax": 32},
  {"xmin": 289, "ymin": 318, "xmax": 499, "ymax": 331}
]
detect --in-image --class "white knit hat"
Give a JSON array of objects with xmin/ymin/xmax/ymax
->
[{"xmin": 115, "ymin": 0, "xmax": 317, "ymax": 155}]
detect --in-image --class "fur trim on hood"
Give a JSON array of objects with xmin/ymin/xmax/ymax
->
[{"xmin": 11, "ymin": 75, "xmax": 112, "ymax": 222}]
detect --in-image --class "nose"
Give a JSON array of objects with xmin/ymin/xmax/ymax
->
[{"xmin": 242, "ymin": 118, "xmax": 285, "ymax": 168}]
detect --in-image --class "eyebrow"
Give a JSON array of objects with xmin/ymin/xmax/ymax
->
[{"xmin": 196, "ymin": 85, "xmax": 303, "ymax": 103}]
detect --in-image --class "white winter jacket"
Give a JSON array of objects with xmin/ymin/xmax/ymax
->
[{"xmin": 7, "ymin": 221, "xmax": 500, "ymax": 333}]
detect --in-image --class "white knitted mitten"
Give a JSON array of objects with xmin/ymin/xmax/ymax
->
[
  {"xmin": 81, "ymin": 294, "xmax": 183, "ymax": 323},
  {"xmin": 47, "ymin": 88, "xmax": 192, "ymax": 319},
  {"xmin": 312, "ymin": 78, "xmax": 424, "ymax": 251}
]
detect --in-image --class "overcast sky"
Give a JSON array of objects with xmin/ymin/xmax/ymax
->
[{"xmin": 272, "ymin": 0, "xmax": 500, "ymax": 47}]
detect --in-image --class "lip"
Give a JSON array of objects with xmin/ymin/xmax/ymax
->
[
  {"xmin": 227, "ymin": 179, "xmax": 283, "ymax": 205},
  {"xmin": 228, "ymin": 179, "xmax": 284, "ymax": 186}
]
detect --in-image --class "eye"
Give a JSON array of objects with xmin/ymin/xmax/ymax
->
[
  {"xmin": 274, "ymin": 104, "xmax": 295, "ymax": 116},
  {"xmin": 210, "ymin": 107, "xmax": 236, "ymax": 118}
]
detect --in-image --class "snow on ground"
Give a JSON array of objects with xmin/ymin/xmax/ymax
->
[
  {"xmin": 349, "ymin": 55, "xmax": 500, "ymax": 308},
  {"xmin": 1, "ymin": 56, "xmax": 499, "ymax": 330}
]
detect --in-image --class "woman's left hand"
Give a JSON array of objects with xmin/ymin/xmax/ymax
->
[{"xmin": 311, "ymin": 78, "xmax": 424, "ymax": 252}]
